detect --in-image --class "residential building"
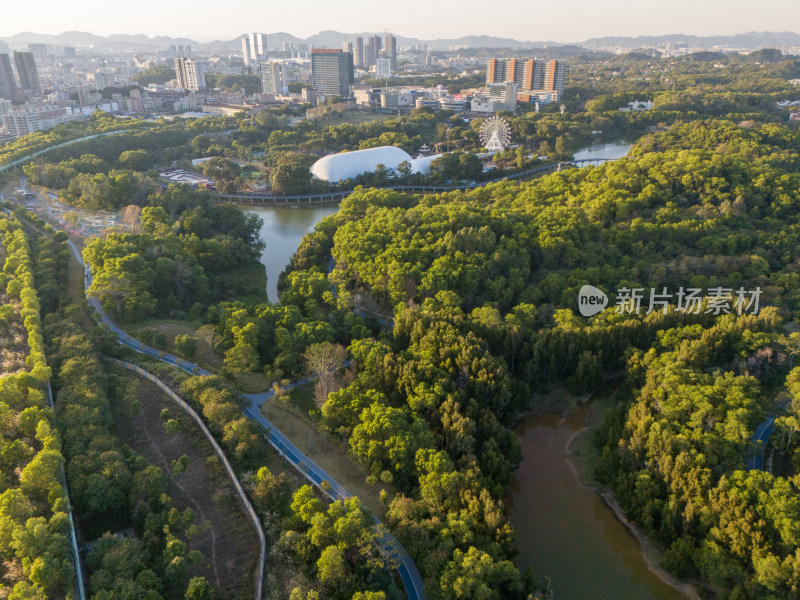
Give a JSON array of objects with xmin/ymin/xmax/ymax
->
[
  {"xmin": 302, "ymin": 87, "xmax": 318, "ymax": 105},
  {"xmin": 174, "ymin": 58, "xmax": 206, "ymax": 91},
  {"xmin": 13, "ymin": 51, "xmax": 41, "ymax": 93},
  {"xmin": 544, "ymin": 59, "xmax": 565, "ymax": 93},
  {"xmin": 522, "ymin": 59, "xmax": 545, "ymax": 90},
  {"xmin": 78, "ymin": 87, "xmax": 103, "ymax": 105},
  {"xmin": 354, "ymin": 37, "xmax": 364, "ymax": 68},
  {"xmin": 0, "ymin": 98, "xmax": 12, "ymax": 115},
  {"xmin": 367, "ymin": 35, "xmax": 382, "ymax": 67},
  {"xmin": 1, "ymin": 105, "xmax": 79, "ymax": 138},
  {"xmin": 385, "ymin": 34, "xmax": 397, "ymax": 70},
  {"xmin": 311, "ymin": 49, "xmax": 353, "ymax": 99},
  {"xmin": 486, "ymin": 57, "xmax": 563, "ymax": 96},
  {"xmin": 242, "ymin": 36, "xmax": 251, "ymax": 66},
  {"xmin": 242, "ymin": 33, "xmax": 267, "ymax": 66},
  {"xmin": 94, "ymin": 72, "xmax": 112, "ymax": 90},
  {"xmin": 486, "ymin": 58, "xmax": 524, "ymax": 86},
  {"xmin": 0, "ymin": 54, "xmax": 16, "ymax": 100},
  {"xmin": 259, "ymin": 61, "xmax": 288, "ymax": 95},
  {"xmin": 28, "ymin": 44, "xmax": 48, "ymax": 66}
]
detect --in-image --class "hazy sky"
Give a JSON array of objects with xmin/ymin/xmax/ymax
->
[{"xmin": 2, "ymin": 0, "xmax": 798, "ymax": 42}]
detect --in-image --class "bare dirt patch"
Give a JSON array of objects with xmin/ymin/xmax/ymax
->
[{"xmin": 112, "ymin": 371, "xmax": 258, "ymax": 600}]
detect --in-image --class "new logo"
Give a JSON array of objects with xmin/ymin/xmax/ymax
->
[{"xmin": 577, "ymin": 285, "xmax": 608, "ymax": 317}]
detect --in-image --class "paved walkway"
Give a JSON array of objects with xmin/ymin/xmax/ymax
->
[{"xmin": 64, "ymin": 239, "xmax": 427, "ymax": 600}]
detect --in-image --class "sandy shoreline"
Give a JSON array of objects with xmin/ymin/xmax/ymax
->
[{"xmin": 563, "ymin": 425, "xmax": 702, "ymax": 600}]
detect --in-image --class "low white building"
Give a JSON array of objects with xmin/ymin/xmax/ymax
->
[{"xmin": 310, "ymin": 146, "xmax": 438, "ymax": 182}]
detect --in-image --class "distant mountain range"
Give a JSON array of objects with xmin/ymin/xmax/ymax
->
[
  {"xmin": 581, "ymin": 31, "xmax": 800, "ymax": 50},
  {"xmin": 1, "ymin": 30, "xmax": 798, "ymax": 53}
]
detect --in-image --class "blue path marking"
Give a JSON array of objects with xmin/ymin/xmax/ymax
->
[{"xmin": 66, "ymin": 238, "xmax": 427, "ymax": 600}]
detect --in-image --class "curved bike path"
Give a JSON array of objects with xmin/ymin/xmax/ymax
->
[
  {"xmin": 65, "ymin": 239, "xmax": 427, "ymax": 600},
  {"xmin": 0, "ymin": 129, "xmax": 134, "ymax": 173}
]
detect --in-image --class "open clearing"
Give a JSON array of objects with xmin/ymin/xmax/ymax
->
[{"xmin": 112, "ymin": 371, "xmax": 259, "ymax": 600}]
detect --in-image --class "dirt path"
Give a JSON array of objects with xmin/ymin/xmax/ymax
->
[
  {"xmin": 135, "ymin": 390, "xmax": 222, "ymax": 590},
  {"xmin": 115, "ymin": 374, "xmax": 258, "ymax": 600}
]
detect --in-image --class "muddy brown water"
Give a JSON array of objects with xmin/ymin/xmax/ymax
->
[{"xmin": 507, "ymin": 399, "xmax": 688, "ymax": 600}]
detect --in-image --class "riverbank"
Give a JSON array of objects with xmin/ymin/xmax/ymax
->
[{"xmin": 563, "ymin": 393, "xmax": 702, "ymax": 600}]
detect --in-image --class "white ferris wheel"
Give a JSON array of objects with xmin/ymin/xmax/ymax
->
[{"xmin": 479, "ymin": 116, "xmax": 512, "ymax": 153}]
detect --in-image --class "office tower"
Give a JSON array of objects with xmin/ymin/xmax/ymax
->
[
  {"xmin": 343, "ymin": 42, "xmax": 352, "ymax": 53},
  {"xmin": 384, "ymin": 34, "xmax": 397, "ymax": 70},
  {"xmin": 242, "ymin": 37, "xmax": 251, "ymax": 66},
  {"xmin": 0, "ymin": 41, "xmax": 10, "ymax": 55},
  {"xmin": 14, "ymin": 51, "xmax": 41, "ymax": 93},
  {"xmin": 0, "ymin": 54, "xmax": 16, "ymax": 100},
  {"xmin": 173, "ymin": 58, "xmax": 206, "ymax": 91},
  {"xmin": 63, "ymin": 46, "xmax": 76, "ymax": 58},
  {"xmin": 259, "ymin": 61, "xmax": 287, "ymax": 95},
  {"xmin": 311, "ymin": 49, "xmax": 354, "ymax": 98},
  {"xmin": 354, "ymin": 37, "xmax": 364, "ymax": 68},
  {"xmin": 523, "ymin": 59, "xmax": 545, "ymax": 90},
  {"xmin": 28, "ymin": 43, "xmax": 48, "ymax": 66},
  {"xmin": 544, "ymin": 59, "xmax": 565, "ymax": 93},
  {"xmin": 249, "ymin": 33, "xmax": 267, "ymax": 62}
]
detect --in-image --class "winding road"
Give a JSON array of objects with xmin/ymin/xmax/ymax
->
[{"xmin": 63, "ymin": 238, "xmax": 428, "ymax": 600}]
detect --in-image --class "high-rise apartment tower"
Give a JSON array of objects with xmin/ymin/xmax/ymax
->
[
  {"xmin": 13, "ymin": 51, "xmax": 40, "ymax": 93},
  {"xmin": 0, "ymin": 54, "xmax": 16, "ymax": 100},
  {"xmin": 174, "ymin": 58, "xmax": 206, "ymax": 91}
]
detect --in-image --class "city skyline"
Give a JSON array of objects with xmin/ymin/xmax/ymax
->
[{"xmin": 1, "ymin": 0, "xmax": 798, "ymax": 44}]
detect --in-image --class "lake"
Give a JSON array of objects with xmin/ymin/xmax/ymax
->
[
  {"xmin": 246, "ymin": 205, "xmax": 338, "ymax": 302},
  {"xmin": 573, "ymin": 141, "xmax": 634, "ymax": 163}
]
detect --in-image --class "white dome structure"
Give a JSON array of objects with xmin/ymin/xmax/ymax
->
[
  {"xmin": 311, "ymin": 146, "xmax": 419, "ymax": 182},
  {"xmin": 409, "ymin": 154, "xmax": 439, "ymax": 176}
]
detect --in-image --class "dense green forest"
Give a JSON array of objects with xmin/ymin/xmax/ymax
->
[
  {"xmin": 263, "ymin": 119, "xmax": 800, "ymax": 598},
  {"xmin": 0, "ymin": 216, "xmax": 77, "ymax": 599},
  {"xmin": 2, "ymin": 51, "xmax": 800, "ymax": 599}
]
